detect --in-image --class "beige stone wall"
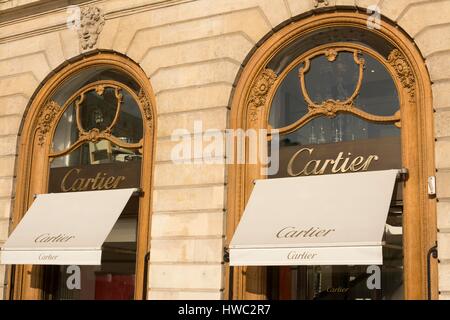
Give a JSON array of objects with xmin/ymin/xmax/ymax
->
[
  {"xmin": 0, "ymin": 0, "xmax": 40, "ymax": 10},
  {"xmin": 0, "ymin": 0, "xmax": 449, "ymax": 299}
]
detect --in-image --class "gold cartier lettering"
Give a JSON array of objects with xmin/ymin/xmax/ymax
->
[
  {"xmin": 71, "ymin": 178, "xmax": 85, "ymax": 192},
  {"xmin": 317, "ymin": 159, "xmax": 335, "ymax": 175},
  {"xmin": 362, "ymin": 155, "xmax": 379, "ymax": 170},
  {"xmin": 61, "ymin": 168, "xmax": 80, "ymax": 192},
  {"xmin": 92, "ymin": 172, "xmax": 107, "ymax": 190},
  {"xmin": 112, "ymin": 176, "xmax": 126, "ymax": 188},
  {"xmin": 331, "ymin": 152, "xmax": 345, "ymax": 173},
  {"xmin": 104, "ymin": 176, "xmax": 116, "ymax": 189},
  {"xmin": 60, "ymin": 168, "xmax": 126, "ymax": 191},
  {"xmin": 287, "ymin": 148, "xmax": 379, "ymax": 176},
  {"xmin": 349, "ymin": 156, "xmax": 365, "ymax": 171},
  {"xmin": 35, "ymin": 233, "xmax": 75, "ymax": 243},
  {"xmin": 304, "ymin": 160, "xmax": 321, "ymax": 175},
  {"xmin": 82, "ymin": 178, "xmax": 95, "ymax": 191},
  {"xmin": 287, "ymin": 148, "xmax": 313, "ymax": 176},
  {"xmin": 276, "ymin": 227, "xmax": 335, "ymax": 238}
]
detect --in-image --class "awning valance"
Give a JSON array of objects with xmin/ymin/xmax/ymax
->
[
  {"xmin": 0, "ymin": 188, "xmax": 137, "ymax": 265},
  {"xmin": 229, "ymin": 170, "xmax": 399, "ymax": 266}
]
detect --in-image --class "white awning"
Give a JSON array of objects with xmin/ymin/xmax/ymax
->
[
  {"xmin": 0, "ymin": 188, "xmax": 137, "ymax": 265},
  {"xmin": 229, "ymin": 170, "xmax": 398, "ymax": 266}
]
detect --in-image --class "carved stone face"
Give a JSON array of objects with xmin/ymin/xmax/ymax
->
[
  {"xmin": 78, "ymin": 6, "xmax": 105, "ymax": 50},
  {"xmin": 314, "ymin": 0, "xmax": 329, "ymax": 7}
]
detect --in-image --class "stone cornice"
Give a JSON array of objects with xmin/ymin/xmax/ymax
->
[{"xmin": 0, "ymin": 0, "xmax": 196, "ymax": 44}]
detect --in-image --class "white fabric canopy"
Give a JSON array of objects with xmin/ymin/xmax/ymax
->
[
  {"xmin": 0, "ymin": 188, "xmax": 136, "ymax": 265},
  {"xmin": 229, "ymin": 170, "xmax": 399, "ymax": 266}
]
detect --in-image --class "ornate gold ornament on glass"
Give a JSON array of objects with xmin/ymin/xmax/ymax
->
[
  {"xmin": 268, "ymin": 46, "xmax": 402, "ymax": 136},
  {"xmin": 47, "ymin": 80, "xmax": 146, "ymax": 158},
  {"xmin": 248, "ymin": 69, "xmax": 277, "ymax": 123}
]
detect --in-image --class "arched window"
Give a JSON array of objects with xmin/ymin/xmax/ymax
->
[
  {"xmin": 228, "ymin": 13, "xmax": 436, "ymax": 300},
  {"xmin": 10, "ymin": 53, "xmax": 155, "ymax": 300}
]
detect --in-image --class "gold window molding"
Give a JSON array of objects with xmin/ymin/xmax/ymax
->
[{"xmin": 7, "ymin": 52, "xmax": 157, "ymax": 300}]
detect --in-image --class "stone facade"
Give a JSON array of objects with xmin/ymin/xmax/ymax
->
[{"xmin": 0, "ymin": 0, "xmax": 449, "ymax": 300}]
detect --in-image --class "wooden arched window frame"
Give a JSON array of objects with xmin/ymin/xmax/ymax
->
[
  {"xmin": 7, "ymin": 52, "xmax": 156, "ymax": 300},
  {"xmin": 227, "ymin": 12, "xmax": 437, "ymax": 300}
]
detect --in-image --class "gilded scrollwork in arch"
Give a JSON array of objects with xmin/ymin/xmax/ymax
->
[
  {"xmin": 36, "ymin": 100, "xmax": 62, "ymax": 146},
  {"xmin": 388, "ymin": 49, "xmax": 416, "ymax": 101},
  {"xmin": 299, "ymin": 48, "xmax": 365, "ymax": 116},
  {"xmin": 272, "ymin": 46, "xmax": 402, "ymax": 136},
  {"xmin": 248, "ymin": 69, "xmax": 277, "ymax": 123},
  {"xmin": 49, "ymin": 81, "xmax": 144, "ymax": 158},
  {"xmin": 324, "ymin": 48, "xmax": 338, "ymax": 62},
  {"xmin": 138, "ymin": 88, "xmax": 153, "ymax": 128}
]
